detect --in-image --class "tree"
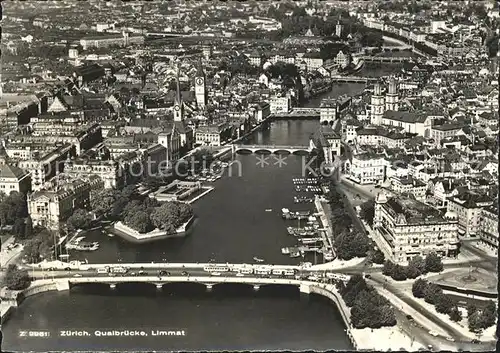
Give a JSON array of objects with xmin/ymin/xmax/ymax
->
[
  {"xmin": 424, "ymin": 252, "xmax": 443, "ymax": 273},
  {"xmin": 382, "ymin": 260, "xmax": 395, "ymax": 277},
  {"xmin": 66, "ymin": 209, "xmax": 93, "ymax": 232},
  {"xmin": 468, "ymin": 311, "xmax": 483, "ymax": 333},
  {"xmin": 408, "ymin": 255, "xmax": 426, "ymax": 275},
  {"xmin": 124, "ymin": 210, "xmax": 152, "ymax": 233},
  {"xmin": 90, "ymin": 189, "xmax": 116, "ymax": 217},
  {"xmin": 335, "ymin": 230, "xmax": 370, "ymax": 260},
  {"xmin": 467, "ymin": 303, "xmax": 478, "ymax": 318},
  {"xmin": 190, "ymin": 149, "xmax": 215, "ymax": 173},
  {"xmin": 449, "ymin": 306, "xmax": 462, "ymax": 322},
  {"xmin": 423, "ymin": 283, "xmax": 443, "ymax": 304},
  {"xmin": 22, "ymin": 229, "xmax": 55, "ymax": 263},
  {"xmin": 412, "ymin": 278, "xmax": 428, "ymax": 298},
  {"xmin": 0, "ymin": 191, "xmax": 28, "ymax": 226},
  {"xmin": 391, "ymin": 264, "xmax": 408, "ymax": 281},
  {"xmin": 435, "ymin": 293, "xmax": 455, "ymax": 314},
  {"xmin": 351, "ymin": 288, "xmax": 396, "ymax": 329},
  {"xmin": 405, "ymin": 264, "xmax": 421, "ymax": 279},
  {"xmin": 371, "ymin": 249, "xmax": 385, "ymax": 264},
  {"xmin": 2, "ymin": 264, "xmax": 31, "ymax": 290},
  {"xmin": 359, "ymin": 200, "xmax": 375, "ymax": 225},
  {"xmin": 342, "ymin": 275, "xmax": 370, "ymax": 307},
  {"xmin": 12, "ymin": 218, "xmax": 26, "ymax": 239},
  {"xmin": 479, "ymin": 301, "xmax": 497, "ymax": 329},
  {"xmin": 25, "ymin": 216, "xmax": 33, "ymax": 238}
]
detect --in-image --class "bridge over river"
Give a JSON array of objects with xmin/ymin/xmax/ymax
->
[{"xmin": 231, "ymin": 144, "xmax": 311, "ymax": 154}]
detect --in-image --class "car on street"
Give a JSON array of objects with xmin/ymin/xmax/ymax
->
[
  {"xmin": 236, "ymin": 273, "xmax": 245, "ymax": 277},
  {"xmin": 181, "ymin": 271, "xmax": 189, "ymax": 276},
  {"xmin": 211, "ymin": 272, "xmax": 222, "ymax": 276},
  {"xmin": 73, "ymin": 274, "xmax": 82, "ymax": 277},
  {"xmin": 471, "ymin": 339, "xmax": 480, "ymax": 344},
  {"xmin": 158, "ymin": 270, "xmax": 170, "ymax": 276},
  {"xmin": 405, "ymin": 315, "xmax": 413, "ymax": 321},
  {"xmin": 139, "ymin": 270, "xmax": 147, "ymax": 275}
]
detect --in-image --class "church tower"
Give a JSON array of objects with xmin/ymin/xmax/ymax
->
[
  {"xmin": 194, "ymin": 59, "xmax": 206, "ymax": 109},
  {"xmin": 385, "ymin": 78, "xmax": 399, "ymax": 112},
  {"xmin": 173, "ymin": 64, "xmax": 184, "ymax": 122},
  {"xmin": 370, "ymin": 82, "xmax": 385, "ymax": 125},
  {"xmin": 335, "ymin": 15, "xmax": 343, "ymax": 38}
]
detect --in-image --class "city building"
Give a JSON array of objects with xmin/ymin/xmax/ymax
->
[
  {"xmin": 80, "ymin": 32, "xmax": 144, "ymax": 50},
  {"xmin": 345, "ymin": 152, "xmax": 388, "ymax": 185},
  {"xmin": 373, "ymin": 193, "xmax": 460, "ymax": 264},
  {"xmin": 447, "ymin": 191, "xmax": 494, "ymax": 238},
  {"xmin": 0, "ymin": 163, "xmax": 31, "ymax": 194},
  {"xmin": 309, "ymin": 125, "xmax": 341, "ymax": 167},
  {"xmin": 195, "ymin": 124, "xmax": 229, "ymax": 147},
  {"xmin": 478, "ymin": 205, "xmax": 498, "ymax": 253},
  {"xmin": 269, "ymin": 96, "xmax": 291, "ymax": 114},
  {"xmin": 27, "ymin": 175, "xmax": 104, "ymax": 230},
  {"xmin": 18, "ymin": 144, "xmax": 75, "ymax": 191},
  {"xmin": 389, "ymin": 175, "xmax": 427, "ymax": 200},
  {"xmin": 319, "ymin": 98, "xmax": 338, "ymax": 125}
]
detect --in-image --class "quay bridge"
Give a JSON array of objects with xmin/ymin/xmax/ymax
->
[
  {"xmin": 58, "ymin": 276, "xmax": 344, "ymax": 293},
  {"xmin": 231, "ymin": 144, "xmax": 311, "ymax": 154}
]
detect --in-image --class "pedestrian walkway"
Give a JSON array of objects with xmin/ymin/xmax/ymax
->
[{"xmin": 370, "ymin": 282, "xmax": 449, "ymax": 337}]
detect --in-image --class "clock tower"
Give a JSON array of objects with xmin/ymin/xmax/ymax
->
[{"xmin": 194, "ymin": 59, "xmax": 206, "ymax": 109}]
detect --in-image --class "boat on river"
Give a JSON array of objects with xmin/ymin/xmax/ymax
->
[
  {"xmin": 253, "ymin": 257, "xmax": 264, "ymax": 263},
  {"xmin": 281, "ymin": 247, "xmax": 290, "ymax": 255},
  {"xmin": 282, "ymin": 208, "xmax": 311, "ymax": 220}
]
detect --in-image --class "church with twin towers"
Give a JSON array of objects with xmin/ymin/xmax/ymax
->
[{"xmin": 370, "ymin": 78, "xmax": 399, "ymax": 126}]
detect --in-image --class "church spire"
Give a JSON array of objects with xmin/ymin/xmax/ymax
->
[
  {"xmin": 175, "ymin": 62, "xmax": 182, "ymax": 105},
  {"xmin": 196, "ymin": 57, "xmax": 204, "ymax": 77}
]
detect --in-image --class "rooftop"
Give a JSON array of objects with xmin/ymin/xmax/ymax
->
[{"xmin": 384, "ymin": 196, "xmax": 450, "ymax": 225}]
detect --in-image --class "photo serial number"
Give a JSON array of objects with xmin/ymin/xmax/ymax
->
[{"xmin": 58, "ymin": 330, "xmax": 187, "ymax": 337}]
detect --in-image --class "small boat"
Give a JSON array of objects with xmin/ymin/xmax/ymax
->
[
  {"xmin": 253, "ymin": 257, "xmax": 264, "ymax": 263},
  {"xmin": 107, "ymin": 233, "xmax": 115, "ymax": 237},
  {"xmin": 289, "ymin": 251, "xmax": 301, "ymax": 258},
  {"xmin": 281, "ymin": 247, "xmax": 290, "ymax": 255},
  {"xmin": 324, "ymin": 252, "xmax": 334, "ymax": 261},
  {"xmin": 265, "ymin": 209, "xmax": 272, "ymax": 212}
]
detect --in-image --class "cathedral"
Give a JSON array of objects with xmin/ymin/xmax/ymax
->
[{"xmin": 370, "ymin": 78, "xmax": 399, "ymax": 125}]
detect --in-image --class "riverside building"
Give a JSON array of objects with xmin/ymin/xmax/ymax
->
[{"xmin": 373, "ymin": 193, "xmax": 460, "ymax": 264}]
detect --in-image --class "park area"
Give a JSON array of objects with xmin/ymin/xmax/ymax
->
[{"xmin": 426, "ymin": 267, "xmax": 497, "ymax": 296}]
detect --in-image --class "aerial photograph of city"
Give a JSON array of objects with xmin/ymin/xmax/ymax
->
[{"xmin": 0, "ymin": 0, "xmax": 498, "ymax": 352}]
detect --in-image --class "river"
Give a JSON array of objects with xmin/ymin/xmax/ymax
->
[{"xmin": 1, "ymin": 65, "xmax": 399, "ymax": 352}]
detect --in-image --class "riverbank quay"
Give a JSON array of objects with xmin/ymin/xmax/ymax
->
[
  {"xmin": 0, "ymin": 279, "xmax": 62, "ymax": 324},
  {"xmin": 311, "ymin": 282, "xmax": 422, "ymax": 351},
  {"xmin": 313, "ymin": 196, "xmax": 335, "ymax": 255}
]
